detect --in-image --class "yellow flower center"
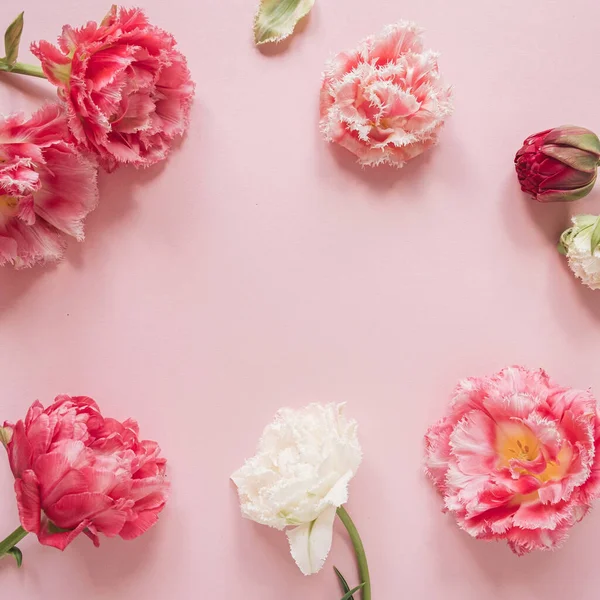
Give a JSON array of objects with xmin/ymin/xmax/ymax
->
[
  {"xmin": 0, "ymin": 195, "xmax": 18, "ymax": 216},
  {"xmin": 496, "ymin": 422, "xmax": 571, "ymax": 483}
]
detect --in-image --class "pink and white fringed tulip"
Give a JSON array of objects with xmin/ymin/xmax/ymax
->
[
  {"xmin": 425, "ymin": 366, "xmax": 600, "ymax": 555},
  {"xmin": 0, "ymin": 395, "xmax": 169, "ymax": 565},
  {"xmin": 0, "ymin": 104, "xmax": 98, "ymax": 268},
  {"xmin": 31, "ymin": 6, "xmax": 195, "ymax": 171},
  {"xmin": 320, "ymin": 22, "xmax": 453, "ymax": 168}
]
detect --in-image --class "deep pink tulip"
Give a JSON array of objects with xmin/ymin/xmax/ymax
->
[
  {"xmin": 515, "ymin": 126, "xmax": 600, "ymax": 202},
  {"xmin": 1, "ymin": 395, "xmax": 169, "ymax": 551},
  {"xmin": 32, "ymin": 6, "xmax": 194, "ymax": 171}
]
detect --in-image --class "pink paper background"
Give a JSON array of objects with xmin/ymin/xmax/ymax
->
[{"xmin": 1, "ymin": 0, "xmax": 600, "ymax": 598}]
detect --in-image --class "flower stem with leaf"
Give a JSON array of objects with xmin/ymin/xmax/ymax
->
[
  {"xmin": 0, "ymin": 13, "xmax": 46, "ymax": 79},
  {"xmin": 0, "ymin": 526, "xmax": 28, "ymax": 567},
  {"xmin": 335, "ymin": 506, "xmax": 371, "ymax": 600}
]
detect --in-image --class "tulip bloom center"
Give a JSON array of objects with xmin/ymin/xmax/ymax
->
[
  {"xmin": 0, "ymin": 195, "xmax": 19, "ymax": 216},
  {"xmin": 496, "ymin": 421, "xmax": 572, "ymax": 487}
]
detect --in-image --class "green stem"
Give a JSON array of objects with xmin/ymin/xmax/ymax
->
[
  {"xmin": 0, "ymin": 526, "xmax": 28, "ymax": 557},
  {"xmin": 336, "ymin": 506, "xmax": 371, "ymax": 600},
  {"xmin": 0, "ymin": 61, "xmax": 45, "ymax": 78}
]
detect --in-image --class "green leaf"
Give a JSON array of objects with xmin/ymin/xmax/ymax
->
[
  {"xmin": 4, "ymin": 12, "xmax": 24, "ymax": 66},
  {"xmin": 334, "ymin": 566, "xmax": 352, "ymax": 598},
  {"xmin": 7, "ymin": 546, "xmax": 22, "ymax": 567},
  {"xmin": 590, "ymin": 217, "xmax": 600, "ymax": 254},
  {"xmin": 254, "ymin": 0, "xmax": 314, "ymax": 45},
  {"xmin": 340, "ymin": 583, "xmax": 365, "ymax": 600}
]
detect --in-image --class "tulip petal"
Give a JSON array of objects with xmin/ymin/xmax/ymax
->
[
  {"xmin": 14, "ymin": 470, "xmax": 41, "ymax": 533},
  {"xmin": 47, "ymin": 492, "xmax": 113, "ymax": 529},
  {"xmin": 537, "ymin": 179, "xmax": 596, "ymax": 203},
  {"xmin": 118, "ymin": 509, "xmax": 159, "ymax": 540},
  {"xmin": 254, "ymin": 0, "xmax": 314, "ymax": 45},
  {"xmin": 543, "ymin": 126, "xmax": 600, "ymax": 156},
  {"xmin": 38, "ymin": 518, "xmax": 90, "ymax": 550},
  {"xmin": 286, "ymin": 505, "xmax": 336, "ymax": 575},
  {"xmin": 542, "ymin": 145, "xmax": 600, "ymax": 173},
  {"xmin": 8, "ymin": 421, "xmax": 33, "ymax": 478}
]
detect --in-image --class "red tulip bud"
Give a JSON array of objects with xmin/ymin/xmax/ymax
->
[{"xmin": 514, "ymin": 126, "xmax": 600, "ymax": 202}]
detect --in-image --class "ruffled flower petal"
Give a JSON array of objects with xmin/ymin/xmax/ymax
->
[{"xmin": 0, "ymin": 104, "xmax": 99, "ymax": 268}]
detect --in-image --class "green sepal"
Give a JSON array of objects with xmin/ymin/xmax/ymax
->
[
  {"xmin": 558, "ymin": 227, "xmax": 574, "ymax": 255},
  {"xmin": 7, "ymin": 546, "xmax": 22, "ymax": 567},
  {"xmin": 590, "ymin": 217, "xmax": 600, "ymax": 254},
  {"xmin": 4, "ymin": 13, "xmax": 24, "ymax": 66},
  {"xmin": 557, "ymin": 239, "xmax": 568, "ymax": 256}
]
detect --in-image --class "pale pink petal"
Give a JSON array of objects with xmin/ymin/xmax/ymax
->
[
  {"xmin": 449, "ymin": 410, "xmax": 497, "ymax": 475},
  {"xmin": 424, "ymin": 418, "xmax": 452, "ymax": 493},
  {"xmin": 33, "ymin": 145, "xmax": 99, "ymax": 240}
]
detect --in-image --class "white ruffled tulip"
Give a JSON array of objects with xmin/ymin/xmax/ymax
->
[
  {"xmin": 559, "ymin": 215, "xmax": 600, "ymax": 290},
  {"xmin": 231, "ymin": 403, "xmax": 362, "ymax": 575}
]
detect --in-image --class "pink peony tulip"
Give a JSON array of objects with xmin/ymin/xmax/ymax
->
[
  {"xmin": 515, "ymin": 126, "xmax": 600, "ymax": 202},
  {"xmin": 319, "ymin": 22, "xmax": 453, "ymax": 168},
  {"xmin": 0, "ymin": 104, "xmax": 98, "ymax": 268},
  {"xmin": 1, "ymin": 395, "xmax": 169, "ymax": 550},
  {"xmin": 425, "ymin": 366, "xmax": 600, "ymax": 555},
  {"xmin": 32, "ymin": 6, "xmax": 194, "ymax": 171}
]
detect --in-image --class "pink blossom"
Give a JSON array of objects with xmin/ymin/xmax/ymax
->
[
  {"xmin": 32, "ymin": 6, "xmax": 194, "ymax": 171},
  {"xmin": 0, "ymin": 104, "xmax": 98, "ymax": 269},
  {"xmin": 320, "ymin": 22, "xmax": 453, "ymax": 168},
  {"xmin": 425, "ymin": 366, "xmax": 600, "ymax": 555},
  {"xmin": 2, "ymin": 395, "xmax": 169, "ymax": 550}
]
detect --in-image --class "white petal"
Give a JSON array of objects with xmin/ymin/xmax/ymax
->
[
  {"xmin": 323, "ymin": 470, "xmax": 353, "ymax": 506},
  {"xmin": 286, "ymin": 505, "xmax": 336, "ymax": 575}
]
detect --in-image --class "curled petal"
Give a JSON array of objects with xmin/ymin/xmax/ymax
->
[{"xmin": 286, "ymin": 505, "xmax": 336, "ymax": 575}]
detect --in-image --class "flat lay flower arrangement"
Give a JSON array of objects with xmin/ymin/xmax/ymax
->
[{"xmin": 2, "ymin": 1, "xmax": 600, "ymax": 599}]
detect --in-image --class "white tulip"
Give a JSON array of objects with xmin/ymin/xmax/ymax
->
[
  {"xmin": 560, "ymin": 215, "xmax": 600, "ymax": 290},
  {"xmin": 231, "ymin": 403, "xmax": 362, "ymax": 575}
]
